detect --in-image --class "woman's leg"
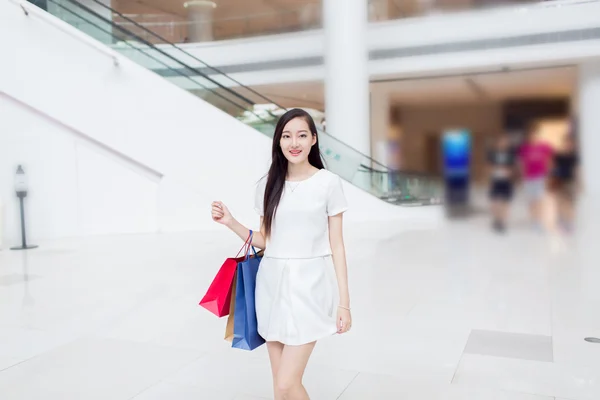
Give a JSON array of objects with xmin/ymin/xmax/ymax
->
[
  {"xmin": 276, "ymin": 341, "xmax": 316, "ymax": 400},
  {"xmin": 531, "ymin": 179, "xmax": 547, "ymax": 229},
  {"xmin": 544, "ymin": 190, "xmax": 559, "ymax": 233},
  {"xmin": 489, "ymin": 182, "xmax": 501, "ymax": 229},
  {"xmin": 490, "ymin": 199, "xmax": 500, "ymax": 222},
  {"xmin": 267, "ymin": 341, "xmax": 285, "ymax": 400},
  {"xmin": 491, "ymin": 200, "xmax": 505, "ymax": 232},
  {"xmin": 499, "ymin": 200, "xmax": 510, "ymax": 225},
  {"xmin": 524, "ymin": 181, "xmax": 538, "ymax": 225},
  {"xmin": 558, "ymin": 187, "xmax": 575, "ymax": 231}
]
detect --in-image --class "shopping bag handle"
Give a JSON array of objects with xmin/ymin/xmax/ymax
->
[
  {"xmin": 235, "ymin": 230, "xmax": 253, "ymax": 258},
  {"xmin": 244, "ymin": 230, "xmax": 259, "ymax": 260},
  {"xmin": 235, "ymin": 230, "xmax": 259, "ymax": 259}
]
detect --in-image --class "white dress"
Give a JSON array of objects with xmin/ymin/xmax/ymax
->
[{"xmin": 254, "ymin": 169, "xmax": 348, "ymax": 345}]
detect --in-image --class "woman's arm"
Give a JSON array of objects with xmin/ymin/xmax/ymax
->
[
  {"xmin": 329, "ymin": 213, "xmax": 352, "ymax": 334},
  {"xmin": 227, "ymin": 216, "xmax": 267, "ymax": 250},
  {"xmin": 212, "ymin": 201, "xmax": 266, "ymax": 249},
  {"xmin": 328, "ymin": 213, "xmax": 350, "ymax": 308}
]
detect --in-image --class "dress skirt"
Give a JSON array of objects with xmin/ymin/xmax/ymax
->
[{"xmin": 255, "ymin": 256, "xmax": 339, "ymax": 346}]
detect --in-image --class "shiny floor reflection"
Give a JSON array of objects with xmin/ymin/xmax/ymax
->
[{"xmin": 0, "ymin": 216, "xmax": 599, "ymax": 399}]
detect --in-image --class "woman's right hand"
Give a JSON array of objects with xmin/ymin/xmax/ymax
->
[{"xmin": 211, "ymin": 201, "xmax": 233, "ymax": 227}]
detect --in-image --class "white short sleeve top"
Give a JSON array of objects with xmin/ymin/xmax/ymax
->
[{"xmin": 254, "ymin": 169, "xmax": 348, "ymax": 259}]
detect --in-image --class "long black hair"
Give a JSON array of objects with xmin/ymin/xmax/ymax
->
[{"xmin": 262, "ymin": 108, "xmax": 325, "ymax": 238}]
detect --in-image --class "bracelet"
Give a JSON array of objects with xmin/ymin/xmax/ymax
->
[{"xmin": 338, "ymin": 305, "xmax": 351, "ymax": 311}]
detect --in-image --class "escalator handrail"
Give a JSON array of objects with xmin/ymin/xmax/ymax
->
[
  {"xmin": 85, "ymin": 0, "xmax": 288, "ymax": 113},
  {"xmin": 61, "ymin": 0, "xmax": 262, "ymax": 113},
  {"xmin": 49, "ymin": 0, "xmax": 277, "ymax": 126}
]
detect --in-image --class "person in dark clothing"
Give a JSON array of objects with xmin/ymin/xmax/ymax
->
[
  {"xmin": 488, "ymin": 135, "xmax": 516, "ymax": 232},
  {"xmin": 549, "ymin": 135, "xmax": 580, "ymax": 232}
]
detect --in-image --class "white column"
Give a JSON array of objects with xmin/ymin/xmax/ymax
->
[
  {"xmin": 579, "ymin": 61, "xmax": 600, "ymax": 199},
  {"xmin": 184, "ymin": 1, "xmax": 216, "ymax": 42},
  {"xmin": 577, "ymin": 61, "xmax": 600, "ymax": 232},
  {"xmin": 323, "ymin": 0, "xmax": 370, "ymax": 157},
  {"xmin": 576, "ymin": 60, "xmax": 600, "ymax": 301},
  {"xmin": 0, "ymin": 199, "xmax": 3, "ymax": 248}
]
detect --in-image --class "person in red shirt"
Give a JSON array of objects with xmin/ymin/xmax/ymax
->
[{"xmin": 518, "ymin": 124, "xmax": 554, "ymax": 230}]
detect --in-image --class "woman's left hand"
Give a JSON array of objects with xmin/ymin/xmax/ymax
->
[{"xmin": 337, "ymin": 307, "xmax": 352, "ymax": 334}]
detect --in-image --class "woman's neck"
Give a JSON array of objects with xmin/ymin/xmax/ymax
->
[{"xmin": 287, "ymin": 162, "xmax": 317, "ymax": 180}]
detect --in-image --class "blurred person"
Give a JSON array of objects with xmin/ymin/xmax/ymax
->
[
  {"xmin": 487, "ymin": 134, "xmax": 516, "ymax": 233},
  {"xmin": 548, "ymin": 135, "xmax": 580, "ymax": 233},
  {"xmin": 518, "ymin": 124, "xmax": 554, "ymax": 230},
  {"xmin": 211, "ymin": 109, "xmax": 351, "ymax": 400}
]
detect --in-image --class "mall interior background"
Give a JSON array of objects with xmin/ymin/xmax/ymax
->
[
  {"xmin": 1, "ymin": 0, "xmax": 600, "ymax": 399},
  {"xmin": 24, "ymin": 0, "xmax": 590, "ymax": 210},
  {"xmin": 72, "ymin": 0, "xmax": 583, "ymax": 188}
]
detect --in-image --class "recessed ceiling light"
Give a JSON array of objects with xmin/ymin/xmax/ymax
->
[{"xmin": 184, "ymin": 1, "xmax": 217, "ymax": 9}]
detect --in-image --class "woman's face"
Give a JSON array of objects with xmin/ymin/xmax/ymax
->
[{"xmin": 280, "ymin": 117, "xmax": 316, "ymax": 165}]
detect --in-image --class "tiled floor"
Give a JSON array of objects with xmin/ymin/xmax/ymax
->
[
  {"xmin": 464, "ymin": 330, "xmax": 554, "ymax": 362},
  {"xmin": 0, "ymin": 213, "xmax": 599, "ymax": 399}
]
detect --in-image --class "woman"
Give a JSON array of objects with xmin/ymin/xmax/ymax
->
[
  {"xmin": 518, "ymin": 124, "xmax": 554, "ymax": 230},
  {"xmin": 549, "ymin": 135, "xmax": 580, "ymax": 232},
  {"xmin": 211, "ymin": 108, "xmax": 352, "ymax": 399},
  {"xmin": 487, "ymin": 134, "xmax": 516, "ymax": 233}
]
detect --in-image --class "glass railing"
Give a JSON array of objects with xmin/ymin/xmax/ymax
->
[
  {"xmin": 44, "ymin": 0, "xmax": 442, "ymax": 205},
  {"xmin": 62, "ymin": 0, "xmax": 567, "ymax": 45},
  {"xmin": 46, "ymin": 0, "xmax": 278, "ymax": 121}
]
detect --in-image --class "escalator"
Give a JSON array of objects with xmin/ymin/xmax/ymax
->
[{"xmin": 42, "ymin": 0, "xmax": 442, "ymax": 206}]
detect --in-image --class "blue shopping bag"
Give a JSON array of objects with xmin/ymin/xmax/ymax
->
[{"xmin": 232, "ymin": 231, "xmax": 265, "ymax": 351}]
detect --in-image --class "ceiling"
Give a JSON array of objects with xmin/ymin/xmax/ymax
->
[
  {"xmin": 248, "ymin": 66, "xmax": 576, "ymax": 110},
  {"xmin": 110, "ymin": 0, "xmax": 534, "ymax": 43},
  {"xmin": 112, "ymin": 0, "xmax": 322, "ymax": 42},
  {"xmin": 113, "ymin": 0, "xmax": 321, "ymax": 19},
  {"xmin": 385, "ymin": 67, "xmax": 576, "ymax": 105},
  {"xmin": 111, "ymin": 0, "xmax": 512, "ymax": 20}
]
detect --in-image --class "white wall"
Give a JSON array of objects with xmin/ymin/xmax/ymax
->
[
  {"xmin": 0, "ymin": 0, "xmax": 270, "ymax": 243},
  {"xmin": 0, "ymin": 0, "xmax": 440, "ymax": 244},
  {"xmin": 113, "ymin": 0, "xmax": 600, "ymax": 87},
  {"xmin": 0, "ymin": 94, "xmax": 160, "ymax": 245}
]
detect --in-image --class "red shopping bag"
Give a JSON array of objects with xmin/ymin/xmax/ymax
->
[{"xmin": 199, "ymin": 232, "xmax": 252, "ymax": 317}]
